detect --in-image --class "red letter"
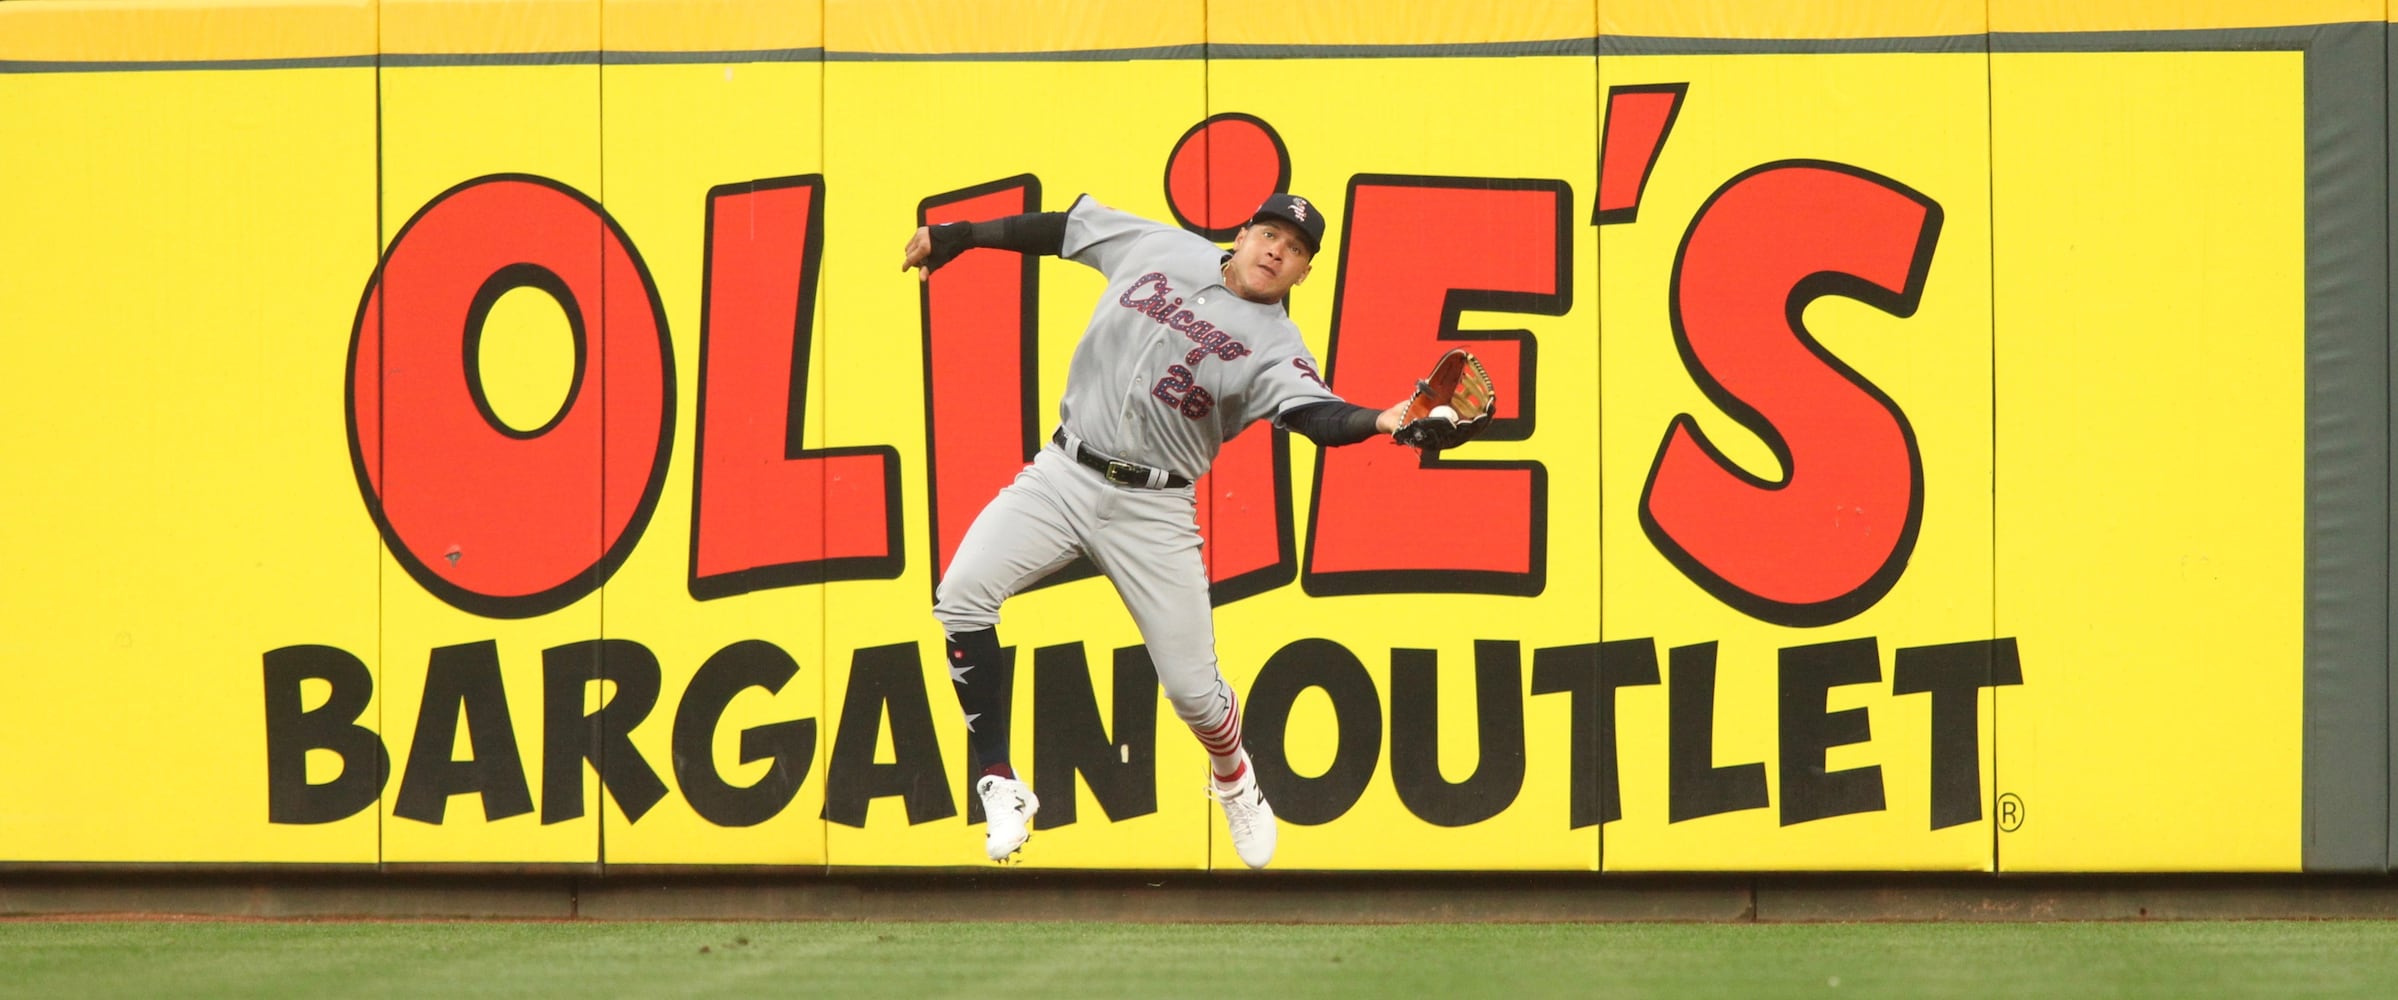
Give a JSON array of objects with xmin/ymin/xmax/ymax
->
[
  {"xmin": 1305, "ymin": 176, "xmax": 1563, "ymax": 596},
  {"xmin": 919, "ymin": 177, "xmax": 1098, "ymax": 594},
  {"xmin": 1594, "ymin": 83, "xmax": 1687, "ymax": 225},
  {"xmin": 689, "ymin": 176, "xmax": 901, "ymax": 598},
  {"xmin": 348, "ymin": 175, "xmax": 672, "ymax": 618},
  {"xmin": 1159, "ymin": 115, "xmax": 1301, "ymax": 601},
  {"xmin": 1199, "ymin": 425, "xmax": 1295, "ymax": 603},
  {"xmin": 920, "ymin": 177, "xmax": 1295, "ymax": 603},
  {"xmin": 1641, "ymin": 160, "xmax": 1941, "ymax": 626}
]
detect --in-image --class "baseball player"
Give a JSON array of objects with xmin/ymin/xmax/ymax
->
[{"xmin": 902, "ymin": 192, "xmax": 1411, "ymax": 867}]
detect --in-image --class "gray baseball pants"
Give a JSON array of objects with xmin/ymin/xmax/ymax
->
[{"xmin": 932, "ymin": 444, "xmax": 1235, "ymax": 734}]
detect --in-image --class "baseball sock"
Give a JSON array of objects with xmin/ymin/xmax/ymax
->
[
  {"xmin": 945, "ymin": 628, "xmax": 1015, "ymax": 780},
  {"xmin": 1193, "ymin": 691, "xmax": 1246, "ymax": 785}
]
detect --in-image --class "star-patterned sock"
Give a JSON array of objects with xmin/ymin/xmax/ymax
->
[{"xmin": 945, "ymin": 627, "xmax": 1015, "ymax": 778}]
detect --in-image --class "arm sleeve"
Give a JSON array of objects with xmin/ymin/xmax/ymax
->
[
  {"xmin": 925, "ymin": 212, "xmax": 1068, "ymax": 268},
  {"xmin": 1280, "ymin": 400, "xmax": 1385, "ymax": 447}
]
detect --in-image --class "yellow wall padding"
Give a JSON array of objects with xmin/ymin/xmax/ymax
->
[{"xmin": 0, "ymin": 0, "xmax": 377, "ymax": 63}]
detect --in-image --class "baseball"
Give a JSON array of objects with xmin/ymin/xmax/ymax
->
[{"xmin": 1429, "ymin": 404, "xmax": 1459, "ymax": 423}]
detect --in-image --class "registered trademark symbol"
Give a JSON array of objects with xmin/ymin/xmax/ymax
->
[{"xmin": 1997, "ymin": 793, "xmax": 2025, "ymax": 832}]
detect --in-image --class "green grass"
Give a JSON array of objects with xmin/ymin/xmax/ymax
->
[{"xmin": 3, "ymin": 919, "xmax": 2397, "ymax": 999}]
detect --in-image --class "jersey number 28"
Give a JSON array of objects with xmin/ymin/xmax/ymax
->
[{"xmin": 1150, "ymin": 364, "xmax": 1216, "ymax": 420}]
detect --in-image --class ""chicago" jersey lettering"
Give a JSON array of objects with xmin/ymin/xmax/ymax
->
[{"xmin": 1119, "ymin": 272, "xmax": 1256, "ymax": 366}]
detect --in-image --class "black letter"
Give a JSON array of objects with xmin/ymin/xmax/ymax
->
[
  {"xmin": 1668, "ymin": 642, "xmax": 1768, "ymax": 822},
  {"xmin": 822, "ymin": 643, "xmax": 955, "ymax": 827},
  {"xmin": 1390, "ymin": 641, "xmax": 1525, "ymax": 827},
  {"xmin": 1893, "ymin": 637, "xmax": 2023, "ymax": 829},
  {"xmin": 1033, "ymin": 643, "xmax": 1159, "ymax": 827},
  {"xmin": 675, "ymin": 639, "xmax": 817, "ymax": 827},
  {"xmin": 393, "ymin": 640, "xmax": 534, "ymax": 825},
  {"xmin": 1531, "ymin": 639, "xmax": 1661, "ymax": 828},
  {"xmin": 1530, "ymin": 643, "xmax": 1600, "ymax": 828},
  {"xmin": 541, "ymin": 639, "xmax": 669, "ymax": 824},
  {"xmin": 1778, "ymin": 637, "xmax": 1886, "ymax": 825},
  {"xmin": 263, "ymin": 645, "xmax": 389, "ymax": 824},
  {"xmin": 1245, "ymin": 638, "xmax": 1380, "ymax": 825}
]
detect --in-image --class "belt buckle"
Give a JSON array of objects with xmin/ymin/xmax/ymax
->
[{"xmin": 1104, "ymin": 460, "xmax": 1144, "ymax": 487}]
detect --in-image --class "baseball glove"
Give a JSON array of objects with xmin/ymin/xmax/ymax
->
[{"xmin": 1392, "ymin": 348, "xmax": 1497, "ymax": 452}]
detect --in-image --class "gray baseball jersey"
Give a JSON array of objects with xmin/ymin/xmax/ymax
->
[
  {"xmin": 933, "ymin": 194, "xmax": 1346, "ymax": 742},
  {"xmin": 1055, "ymin": 194, "xmax": 1341, "ymax": 479}
]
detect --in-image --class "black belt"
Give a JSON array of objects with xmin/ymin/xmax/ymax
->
[{"xmin": 1053, "ymin": 428, "xmax": 1191, "ymax": 489}]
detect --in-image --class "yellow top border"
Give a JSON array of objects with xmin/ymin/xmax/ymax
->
[
  {"xmin": 607, "ymin": 0, "xmax": 821, "ymax": 53},
  {"xmin": 1990, "ymin": 0, "xmax": 2381, "ymax": 34},
  {"xmin": 383, "ymin": 0, "xmax": 825, "ymax": 55},
  {"xmin": 0, "ymin": 0, "xmax": 376, "ymax": 64},
  {"xmin": 825, "ymin": 0, "xmax": 1192, "ymax": 56},
  {"xmin": 2, "ymin": 0, "xmax": 2385, "ymax": 65},
  {"xmin": 1603, "ymin": 0, "xmax": 1985, "ymax": 40},
  {"xmin": 379, "ymin": 0, "xmax": 596, "ymax": 55},
  {"xmin": 1209, "ymin": 0, "xmax": 1593, "ymax": 48},
  {"xmin": 0, "ymin": 0, "xmax": 823, "ymax": 64},
  {"xmin": 1600, "ymin": 1, "xmax": 2380, "ymax": 38}
]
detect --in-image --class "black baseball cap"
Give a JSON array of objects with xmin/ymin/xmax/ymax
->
[{"xmin": 1247, "ymin": 193, "xmax": 1325, "ymax": 254}]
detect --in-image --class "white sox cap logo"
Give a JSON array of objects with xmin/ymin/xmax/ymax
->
[{"xmin": 1289, "ymin": 198, "xmax": 1309, "ymax": 221}]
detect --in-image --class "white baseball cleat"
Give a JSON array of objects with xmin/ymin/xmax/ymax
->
[
  {"xmin": 977, "ymin": 774, "xmax": 1038, "ymax": 862},
  {"xmin": 1211, "ymin": 755, "xmax": 1277, "ymax": 869}
]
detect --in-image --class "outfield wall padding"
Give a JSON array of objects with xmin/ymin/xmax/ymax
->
[{"xmin": 1, "ymin": 0, "xmax": 2391, "ymax": 875}]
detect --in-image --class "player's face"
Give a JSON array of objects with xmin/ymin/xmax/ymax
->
[{"xmin": 1224, "ymin": 220, "xmax": 1314, "ymax": 303}]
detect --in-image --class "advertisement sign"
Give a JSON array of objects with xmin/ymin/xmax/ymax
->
[{"xmin": 0, "ymin": 0, "xmax": 2343, "ymax": 872}]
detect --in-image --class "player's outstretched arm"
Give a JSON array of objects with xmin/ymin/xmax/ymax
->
[
  {"xmin": 1283, "ymin": 399, "xmax": 1411, "ymax": 448},
  {"xmin": 902, "ymin": 212, "xmax": 1069, "ymax": 281}
]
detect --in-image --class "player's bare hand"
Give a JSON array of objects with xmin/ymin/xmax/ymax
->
[
  {"xmin": 902, "ymin": 226, "xmax": 935, "ymax": 281},
  {"xmin": 1375, "ymin": 399, "xmax": 1410, "ymax": 435}
]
